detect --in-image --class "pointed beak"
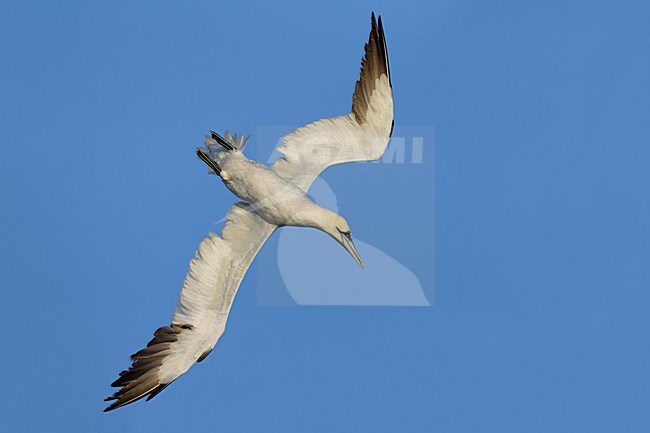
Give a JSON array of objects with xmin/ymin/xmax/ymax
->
[{"xmin": 341, "ymin": 234, "xmax": 364, "ymax": 268}]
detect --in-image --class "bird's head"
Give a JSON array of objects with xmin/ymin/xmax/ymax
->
[{"xmin": 321, "ymin": 211, "xmax": 364, "ymax": 268}]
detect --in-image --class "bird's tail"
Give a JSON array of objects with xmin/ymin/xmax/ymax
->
[
  {"xmin": 208, "ymin": 130, "xmax": 251, "ymax": 152},
  {"xmin": 196, "ymin": 148, "xmax": 222, "ymax": 175},
  {"xmin": 209, "ymin": 130, "xmax": 236, "ymax": 151},
  {"xmin": 199, "ymin": 130, "xmax": 251, "ymax": 175}
]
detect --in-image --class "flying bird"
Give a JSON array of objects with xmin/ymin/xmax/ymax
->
[{"xmin": 104, "ymin": 12, "xmax": 393, "ymax": 411}]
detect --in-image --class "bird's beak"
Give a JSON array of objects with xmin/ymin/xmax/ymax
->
[{"xmin": 341, "ymin": 234, "xmax": 364, "ymax": 268}]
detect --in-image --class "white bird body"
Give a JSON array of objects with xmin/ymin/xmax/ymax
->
[
  {"xmin": 216, "ymin": 151, "xmax": 326, "ymax": 228},
  {"xmin": 105, "ymin": 12, "xmax": 394, "ymax": 411}
]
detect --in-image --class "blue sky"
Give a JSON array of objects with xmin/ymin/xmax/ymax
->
[{"xmin": 1, "ymin": 1, "xmax": 650, "ymax": 432}]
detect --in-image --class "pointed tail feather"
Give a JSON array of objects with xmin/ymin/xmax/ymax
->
[
  {"xmin": 210, "ymin": 130, "xmax": 236, "ymax": 151},
  {"xmin": 196, "ymin": 148, "xmax": 222, "ymax": 175}
]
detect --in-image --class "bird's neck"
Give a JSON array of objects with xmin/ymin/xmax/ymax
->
[{"xmin": 292, "ymin": 204, "xmax": 337, "ymax": 236}]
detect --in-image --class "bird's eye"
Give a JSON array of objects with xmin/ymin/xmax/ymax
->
[{"xmin": 339, "ymin": 230, "xmax": 352, "ymax": 239}]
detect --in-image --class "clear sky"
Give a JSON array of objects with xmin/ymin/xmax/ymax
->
[{"xmin": 1, "ymin": 1, "xmax": 650, "ymax": 432}]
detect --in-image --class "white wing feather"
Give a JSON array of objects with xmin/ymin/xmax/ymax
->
[
  {"xmin": 104, "ymin": 203, "xmax": 275, "ymax": 411},
  {"xmin": 163, "ymin": 203, "xmax": 276, "ymax": 378},
  {"xmin": 272, "ymin": 13, "xmax": 393, "ymax": 192},
  {"xmin": 272, "ymin": 79, "xmax": 393, "ymax": 191}
]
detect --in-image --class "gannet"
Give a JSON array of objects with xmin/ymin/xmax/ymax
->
[{"xmin": 104, "ymin": 12, "xmax": 393, "ymax": 411}]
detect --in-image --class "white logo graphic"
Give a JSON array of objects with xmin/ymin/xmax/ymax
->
[{"xmin": 249, "ymin": 126, "xmax": 434, "ymax": 306}]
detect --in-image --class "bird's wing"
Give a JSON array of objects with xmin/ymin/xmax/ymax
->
[
  {"xmin": 104, "ymin": 203, "xmax": 275, "ymax": 412},
  {"xmin": 271, "ymin": 13, "xmax": 393, "ymax": 192}
]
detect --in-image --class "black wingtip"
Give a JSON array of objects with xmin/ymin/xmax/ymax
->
[
  {"xmin": 375, "ymin": 13, "xmax": 391, "ymax": 88},
  {"xmin": 103, "ymin": 400, "xmax": 121, "ymax": 412},
  {"xmin": 145, "ymin": 382, "xmax": 172, "ymax": 402}
]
